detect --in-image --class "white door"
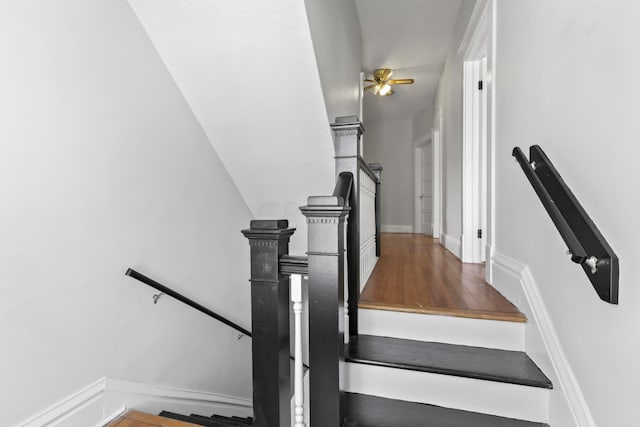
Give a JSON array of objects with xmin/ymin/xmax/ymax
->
[{"xmin": 421, "ymin": 144, "xmax": 433, "ymax": 235}]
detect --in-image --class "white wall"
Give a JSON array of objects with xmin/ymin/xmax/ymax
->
[
  {"xmin": 434, "ymin": 1, "xmax": 476, "ymax": 247},
  {"xmin": 0, "ymin": 1, "xmax": 253, "ymax": 425},
  {"xmin": 304, "ymin": 0, "xmax": 363, "ymax": 122},
  {"xmin": 364, "ymin": 119, "xmax": 414, "ymax": 230},
  {"xmin": 493, "ymin": 1, "xmax": 640, "ymax": 425},
  {"xmin": 412, "ymin": 106, "xmax": 434, "ymax": 146},
  {"xmin": 128, "ymin": 0, "xmax": 338, "ymax": 255}
]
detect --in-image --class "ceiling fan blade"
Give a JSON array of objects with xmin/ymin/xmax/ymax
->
[
  {"xmin": 364, "ymin": 79, "xmax": 376, "ymax": 83},
  {"xmin": 388, "ymin": 79, "xmax": 414, "ymax": 85},
  {"xmin": 373, "ymin": 68, "xmax": 394, "ymax": 82},
  {"xmin": 364, "ymin": 84, "xmax": 377, "ymax": 91}
]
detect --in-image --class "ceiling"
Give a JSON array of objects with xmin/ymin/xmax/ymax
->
[{"xmin": 355, "ymin": 0, "xmax": 464, "ymax": 121}]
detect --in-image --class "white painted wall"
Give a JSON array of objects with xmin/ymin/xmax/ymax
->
[
  {"xmin": 128, "ymin": 0, "xmax": 337, "ymax": 255},
  {"xmin": 0, "ymin": 2, "xmax": 253, "ymax": 425},
  {"xmin": 412, "ymin": 106, "xmax": 434, "ymax": 146},
  {"xmin": 364, "ymin": 119, "xmax": 414, "ymax": 230},
  {"xmin": 493, "ymin": 2, "xmax": 640, "ymax": 425},
  {"xmin": 437, "ymin": 1, "xmax": 640, "ymax": 425},
  {"xmin": 304, "ymin": 0, "xmax": 363, "ymax": 123},
  {"xmin": 434, "ymin": 1, "xmax": 476, "ymax": 249}
]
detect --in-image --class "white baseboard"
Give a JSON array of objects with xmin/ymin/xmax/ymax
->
[
  {"xmin": 441, "ymin": 233, "xmax": 461, "ymax": 258},
  {"xmin": 492, "ymin": 252, "xmax": 596, "ymax": 427},
  {"xmin": 16, "ymin": 378, "xmax": 252, "ymax": 427},
  {"xmin": 381, "ymin": 224, "xmax": 413, "ymax": 233}
]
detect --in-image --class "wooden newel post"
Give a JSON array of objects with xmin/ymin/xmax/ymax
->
[
  {"xmin": 331, "ymin": 115, "xmax": 364, "ymax": 337},
  {"xmin": 300, "ymin": 196, "xmax": 350, "ymax": 427},
  {"xmin": 241, "ymin": 220, "xmax": 295, "ymax": 427},
  {"xmin": 369, "ymin": 162, "xmax": 383, "ymax": 257}
]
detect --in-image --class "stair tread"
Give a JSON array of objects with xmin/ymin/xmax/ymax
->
[
  {"xmin": 160, "ymin": 411, "xmax": 246, "ymax": 426},
  {"xmin": 344, "ymin": 393, "xmax": 549, "ymax": 427},
  {"xmin": 346, "ymin": 335, "xmax": 552, "ymax": 389}
]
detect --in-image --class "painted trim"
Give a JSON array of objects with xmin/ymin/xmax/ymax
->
[
  {"xmin": 442, "ymin": 233, "xmax": 461, "ymax": 258},
  {"xmin": 19, "ymin": 378, "xmax": 107, "ymax": 427},
  {"xmin": 381, "ymin": 225, "xmax": 413, "ymax": 233},
  {"xmin": 16, "ymin": 378, "xmax": 252, "ymax": 427},
  {"xmin": 492, "ymin": 252, "xmax": 597, "ymax": 427}
]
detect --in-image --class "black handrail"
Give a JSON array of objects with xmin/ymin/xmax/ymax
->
[
  {"xmin": 125, "ymin": 268, "xmax": 252, "ymax": 336},
  {"xmin": 358, "ymin": 156, "xmax": 379, "ymax": 183},
  {"xmin": 513, "ymin": 145, "xmax": 619, "ymax": 304},
  {"xmin": 333, "ymin": 171, "xmax": 354, "ymax": 204}
]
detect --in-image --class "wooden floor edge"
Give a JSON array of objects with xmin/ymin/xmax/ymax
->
[
  {"xmin": 359, "ymin": 301, "xmax": 528, "ymax": 323},
  {"xmin": 107, "ymin": 410, "xmax": 201, "ymax": 426}
]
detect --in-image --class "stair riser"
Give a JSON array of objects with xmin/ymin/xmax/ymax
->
[
  {"xmin": 359, "ymin": 308, "xmax": 525, "ymax": 351},
  {"xmin": 344, "ymin": 362, "xmax": 549, "ymax": 423}
]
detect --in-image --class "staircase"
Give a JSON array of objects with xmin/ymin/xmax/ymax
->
[{"xmin": 157, "ymin": 307, "xmax": 550, "ymax": 426}]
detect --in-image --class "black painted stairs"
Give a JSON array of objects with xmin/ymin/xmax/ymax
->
[{"xmin": 161, "ymin": 333, "xmax": 551, "ymax": 426}]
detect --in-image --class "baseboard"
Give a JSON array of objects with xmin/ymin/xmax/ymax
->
[
  {"xmin": 441, "ymin": 233, "xmax": 461, "ymax": 258},
  {"xmin": 16, "ymin": 378, "xmax": 252, "ymax": 427},
  {"xmin": 381, "ymin": 224, "xmax": 413, "ymax": 233},
  {"xmin": 18, "ymin": 378, "xmax": 107, "ymax": 427},
  {"xmin": 492, "ymin": 252, "xmax": 596, "ymax": 427}
]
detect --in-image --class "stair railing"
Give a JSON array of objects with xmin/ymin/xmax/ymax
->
[
  {"xmin": 124, "ymin": 268, "xmax": 252, "ymax": 337},
  {"xmin": 513, "ymin": 145, "xmax": 619, "ymax": 303},
  {"xmin": 243, "ymin": 116, "xmax": 380, "ymax": 427}
]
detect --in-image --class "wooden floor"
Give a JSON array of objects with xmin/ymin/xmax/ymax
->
[
  {"xmin": 359, "ymin": 234, "xmax": 526, "ymax": 322},
  {"xmin": 106, "ymin": 410, "xmax": 199, "ymax": 427}
]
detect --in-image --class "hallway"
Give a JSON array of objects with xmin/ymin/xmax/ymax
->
[{"xmin": 359, "ymin": 234, "xmax": 526, "ymax": 322}]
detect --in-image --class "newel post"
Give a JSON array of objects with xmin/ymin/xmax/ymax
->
[
  {"xmin": 331, "ymin": 115, "xmax": 364, "ymax": 337},
  {"xmin": 241, "ymin": 220, "xmax": 295, "ymax": 427},
  {"xmin": 369, "ymin": 162, "xmax": 383, "ymax": 257},
  {"xmin": 300, "ymin": 197, "xmax": 350, "ymax": 427}
]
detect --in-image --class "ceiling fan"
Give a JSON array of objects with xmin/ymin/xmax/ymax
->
[{"xmin": 364, "ymin": 68, "xmax": 414, "ymax": 96}]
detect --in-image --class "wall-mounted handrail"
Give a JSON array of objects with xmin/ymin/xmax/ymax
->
[
  {"xmin": 512, "ymin": 145, "xmax": 619, "ymax": 304},
  {"xmin": 125, "ymin": 268, "xmax": 253, "ymax": 336}
]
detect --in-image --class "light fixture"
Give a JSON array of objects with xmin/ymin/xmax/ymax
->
[{"xmin": 378, "ymin": 83, "xmax": 392, "ymax": 96}]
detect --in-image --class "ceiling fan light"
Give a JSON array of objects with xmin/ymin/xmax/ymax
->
[
  {"xmin": 372, "ymin": 84, "xmax": 381, "ymax": 95},
  {"xmin": 379, "ymin": 83, "xmax": 391, "ymax": 96}
]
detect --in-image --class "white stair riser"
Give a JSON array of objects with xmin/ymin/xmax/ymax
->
[
  {"xmin": 359, "ymin": 308, "xmax": 525, "ymax": 351},
  {"xmin": 345, "ymin": 362, "xmax": 549, "ymax": 423}
]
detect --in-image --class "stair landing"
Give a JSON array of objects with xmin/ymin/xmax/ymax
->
[{"xmin": 359, "ymin": 233, "xmax": 526, "ymax": 322}]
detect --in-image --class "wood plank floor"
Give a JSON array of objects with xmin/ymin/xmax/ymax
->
[
  {"xmin": 106, "ymin": 410, "xmax": 200, "ymax": 427},
  {"xmin": 359, "ymin": 234, "xmax": 526, "ymax": 322}
]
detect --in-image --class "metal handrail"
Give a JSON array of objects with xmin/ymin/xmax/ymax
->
[
  {"xmin": 512, "ymin": 145, "xmax": 619, "ymax": 304},
  {"xmin": 125, "ymin": 268, "xmax": 252, "ymax": 336}
]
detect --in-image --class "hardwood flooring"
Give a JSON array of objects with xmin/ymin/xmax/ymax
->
[
  {"xmin": 359, "ymin": 234, "xmax": 526, "ymax": 322},
  {"xmin": 106, "ymin": 410, "xmax": 200, "ymax": 427}
]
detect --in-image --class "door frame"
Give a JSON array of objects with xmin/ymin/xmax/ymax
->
[
  {"xmin": 432, "ymin": 108, "xmax": 443, "ymax": 240},
  {"xmin": 413, "ymin": 139, "xmax": 432, "ymax": 234},
  {"xmin": 459, "ymin": 0, "xmax": 496, "ymax": 282}
]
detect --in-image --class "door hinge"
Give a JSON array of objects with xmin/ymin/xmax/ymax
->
[
  {"xmin": 477, "ymin": 229, "xmax": 483, "ymax": 239},
  {"xmin": 478, "ymin": 80, "xmax": 483, "ymax": 90}
]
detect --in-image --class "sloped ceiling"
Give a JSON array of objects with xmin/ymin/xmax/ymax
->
[
  {"xmin": 356, "ymin": 0, "xmax": 464, "ymax": 121},
  {"xmin": 128, "ymin": 0, "xmax": 336, "ymax": 253}
]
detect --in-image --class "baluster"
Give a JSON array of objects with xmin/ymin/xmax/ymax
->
[{"xmin": 291, "ymin": 274, "xmax": 306, "ymax": 427}]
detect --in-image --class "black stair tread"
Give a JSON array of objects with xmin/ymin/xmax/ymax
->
[
  {"xmin": 189, "ymin": 413, "xmax": 252, "ymax": 425},
  {"xmin": 346, "ymin": 335, "xmax": 552, "ymax": 389},
  {"xmin": 159, "ymin": 411, "xmax": 244, "ymax": 426},
  {"xmin": 344, "ymin": 393, "xmax": 549, "ymax": 427}
]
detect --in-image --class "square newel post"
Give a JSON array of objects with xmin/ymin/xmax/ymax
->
[
  {"xmin": 300, "ymin": 197, "xmax": 350, "ymax": 427},
  {"xmin": 331, "ymin": 115, "xmax": 364, "ymax": 338},
  {"xmin": 369, "ymin": 163, "xmax": 383, "ymax": 257},
  {"xmin": 241, "ymin": 220, "xmax": 296, "ymax": 427}
]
